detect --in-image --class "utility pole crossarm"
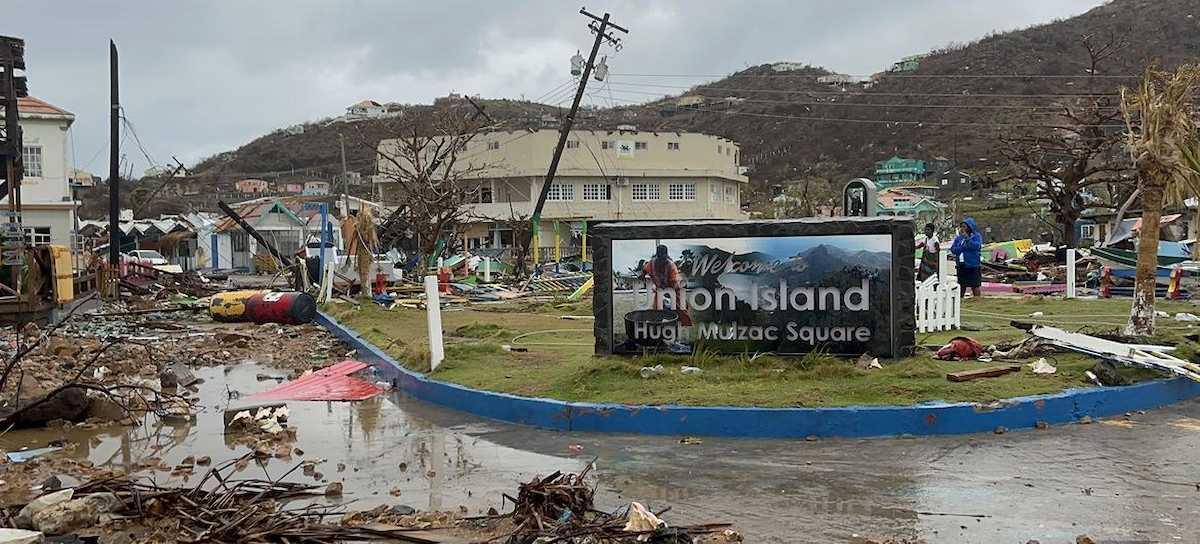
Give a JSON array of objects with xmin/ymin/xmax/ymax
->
[{"xmin": 526, "ymin": 8, "xmax": 628, "ymax": 254}]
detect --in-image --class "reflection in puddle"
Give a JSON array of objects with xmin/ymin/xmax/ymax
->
[{"xmin": 0, "ymin": 363, "xmax": 581, "ymax": 514}]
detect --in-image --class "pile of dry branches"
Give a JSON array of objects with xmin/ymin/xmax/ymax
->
[{"xmin": 500, "ymin": 463, "xmax": 732, "ymax": 543}]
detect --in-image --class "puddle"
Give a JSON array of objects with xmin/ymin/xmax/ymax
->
[{"xmin": 0, "ymin": 363, "xmax": 584, "ymax": 514}]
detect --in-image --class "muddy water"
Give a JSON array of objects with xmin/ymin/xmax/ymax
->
[
  {"xmin": 0, "ymin": 363, "xmax": 585, "ymax": 515},
  {"xmin": 4, "ymin": 363, "xmax": 1200, "ymax": 543}
]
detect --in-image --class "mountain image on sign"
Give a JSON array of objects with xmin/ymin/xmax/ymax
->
[{"xmin": 610, "ymin": 234, "xmax": 893, "ymax": 355}]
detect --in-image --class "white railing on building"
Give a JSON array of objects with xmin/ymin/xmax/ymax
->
[{"xmin": 915, "ymin": 275, "xmax": 961, "ymax": 333}]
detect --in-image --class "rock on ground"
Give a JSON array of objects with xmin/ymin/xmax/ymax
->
[
  {"xmin": 9, "ymin": 388, "xmax": 89, "ymax": 427},
  {"xmin": 31, "ymin": 493, "xmax": 122, "ymax": 535}
]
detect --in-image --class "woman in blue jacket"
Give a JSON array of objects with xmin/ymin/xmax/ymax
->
[{"xmin": 950, "ymin": 217, "xmax": 983, "ymax": 297}]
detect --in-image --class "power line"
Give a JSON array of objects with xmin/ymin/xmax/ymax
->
[
  {"xmin": 610, "ymin": 71, "xmax": 1142, "ymax": 80},
  {"xmin": 595, "ymin": 86, "xmax": 1116, "ymax": 112},
  {"xmin": 599, "ymin": 94, "xmax": 1127, "ymax": 129},
  {"xmin": 602, "ymin": 80, "xmax": 1121, "ymax": 99},
  {"xmin": 120, "ymin": 109, "xmax": 158, "ymax": 169}
]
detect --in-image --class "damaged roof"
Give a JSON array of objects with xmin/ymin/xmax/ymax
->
[{"xmin": 16, "ymin": 96, "xmax": 74, "ymax": 120}]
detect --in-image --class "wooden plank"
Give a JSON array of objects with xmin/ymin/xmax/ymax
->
[{"xmin": 946, "ymin": 365, "xmax": 1022, "ymax": 382}]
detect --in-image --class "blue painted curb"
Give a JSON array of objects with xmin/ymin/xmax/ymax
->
[{"xmin": 317, "ymin": 311, "xmax": 1200, "ymax": 438}]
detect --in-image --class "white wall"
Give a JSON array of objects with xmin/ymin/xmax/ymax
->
[
  {"xmin": 17, "ymin": 117, "xmax": 72, "ymax": 204},
  {"xmin": 21, "ymin": 208, "xmax": 76, "ymax": 248}
]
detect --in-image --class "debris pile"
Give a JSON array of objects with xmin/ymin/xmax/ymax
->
[
  {"xmin": 497, "ymin": 464, "xmax": 735, "ymax": 543},
  {"xmin": 225, "ymin": 404, "xmax": 297, "ymax": 459},
  {"xmin": 1, "ymin": 458, "xmax": 438, "ymax": 543}
]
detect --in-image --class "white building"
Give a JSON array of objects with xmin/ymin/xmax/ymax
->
[
  {"xmin": 7, "ymin": 97, "xmax": 76, "ymax": 249},
  {"xmin": 377, "ymin": 128, "xmax": 748, "ymax": 251},
  {"xmin": 346, "ymin": 100, "xmax": 385, "ymax": 118}
]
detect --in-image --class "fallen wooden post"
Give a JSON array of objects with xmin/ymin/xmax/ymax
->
[{"xmin": 946, "ymin": 365, "xmax": 1022, "ymax": 382}]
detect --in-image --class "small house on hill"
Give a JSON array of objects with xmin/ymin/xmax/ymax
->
[
  {"xmin": 346, "ymin": 100, "xmax": 385, "ymax": 118},
  {"xmin": 874, "ymin": 156, "xmax": 927, "ymax": 188}
]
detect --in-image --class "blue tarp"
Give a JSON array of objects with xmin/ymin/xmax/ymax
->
[{"xmin": 1158, "ymin": 240, "xmax": 1191, "ymax": 258}]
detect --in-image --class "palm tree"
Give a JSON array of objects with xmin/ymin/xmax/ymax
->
[{"xmin": 1121, "ymin": 64, "xmax": 1200, "ymax": 335}]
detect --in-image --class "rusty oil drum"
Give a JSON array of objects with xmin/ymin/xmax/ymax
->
[{"xmin": 209, "ymin": 290, "xmax": 317, "ymax": 325}]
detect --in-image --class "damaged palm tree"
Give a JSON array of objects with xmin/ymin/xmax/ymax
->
[
  {"xmin": 344, "ymin": 206, "xmax": 380, "ymax": 299},
  {"xmin": 1120, "ymin": 64, "xmax": 1200, "ymax": 335},
  {"xmin": 374, "ymin": 103, "xmax": 497, "ymax": 266}
]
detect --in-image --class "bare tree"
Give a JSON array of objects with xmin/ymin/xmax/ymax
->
[
  {"xmin": 482, "ymin": 203, "xmax": 535, "ymax": 280},
  {"xmin": 1001, "ymin": 35, "xmax": 1134, "ymax": 248},
  {"xmin": 374, "ymin": 109, "xmax": 496, "ymax": 262}
]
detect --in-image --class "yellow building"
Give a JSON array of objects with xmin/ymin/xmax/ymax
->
[{"xmin": 376, "ymin": 128, "xmax": 748, "ymax": 252}]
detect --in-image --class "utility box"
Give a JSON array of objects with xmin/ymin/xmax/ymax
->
[
  {"xmin": 48, "ymin": 245, "xmax": 73, "ymax": 304},
  {"xmin": 591, "ymin": 217, "xmax": 915, "ymax": 357}
]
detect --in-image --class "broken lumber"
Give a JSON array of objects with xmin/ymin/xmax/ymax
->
[{"xmin": 946, "ymin": 365, "xmax": 1022, "ymax": 382}]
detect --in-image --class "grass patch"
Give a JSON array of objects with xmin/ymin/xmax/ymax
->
[
  {"xmin": 452, "ymin": 323, "xmax": 512, "ymax": 339},
  {"xmin": 323, "ymin": 294, "xmax": 1200, "ymax": 408}
]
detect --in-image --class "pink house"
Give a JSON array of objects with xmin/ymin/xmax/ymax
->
[
  {"xmin": 283, "ymin": 183, "xmax": 304, "ymax": 194},
  {"xmin": 235, "ymin": 178, "xmax": 270, "ymax": 193}
]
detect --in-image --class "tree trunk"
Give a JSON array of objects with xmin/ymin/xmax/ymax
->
[
  {"xmin": 1061, "ymin": 213, "xmax": 1078, "ymax": 248},
  {"xmin": 1126, "ymin": 183, "xmax": 1165, "ymax": 336}
]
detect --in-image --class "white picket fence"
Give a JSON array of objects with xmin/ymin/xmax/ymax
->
[{"xmin": 915, "ymin": 275, "xmax": 961, "ymax": 332}]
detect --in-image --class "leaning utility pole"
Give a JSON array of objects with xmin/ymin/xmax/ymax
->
[
  {"xmin": 526, "ymin": 8, "xmax": 626, "ymax": 264},
  {"xmin": 108, "ymin": 40, "xmax": 120, "ymax": 271}
]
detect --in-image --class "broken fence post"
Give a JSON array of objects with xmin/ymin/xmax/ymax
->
[
  {"xmin": 424, "ymin": 275, "xmax": 445, "ymax": 371},
  {"xmin": 483, "ymin": 256, "xmax": 491, "ymax": 283},
  {"xmin": 1066, "ymin": 248, "xmax": 1077, "ymax": 299}
]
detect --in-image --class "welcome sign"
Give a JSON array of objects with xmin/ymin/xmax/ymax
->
[{"xmin": 592, "ymin": 218, "xmax": 915, "ymax": 357}]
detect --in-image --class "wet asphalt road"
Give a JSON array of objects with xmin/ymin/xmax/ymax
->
[
  {"xmin": 400, "ymin": 394, "xmax": 1200, "ymax": 544},
  {"xmin": 4, "ymin": 363, "xmax": 1198, "ymax": 543}
]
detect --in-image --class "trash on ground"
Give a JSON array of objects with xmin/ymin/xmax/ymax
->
[
  {"xmin": 946, "ymin": 365, "xmax": 1022, "ymax": 382},
  {"xmin": 1176, "ymin": 312, "xmax": 1200, "ymax": 321},
  {"xmin": 1028, "ymin": 358, "xmax": 1058, "ymax": 374},
  {"xmin": 6, "ymin": 447, "xmax": 63, "ymax": 464},
  {"xmin": 623, "ymin": 501, "xmax": 666, "ymax": 540},
  {"xmin": 0, "ymin": 529, "xmax": 43, "ymax": 544},
  {"xmin": 680, "ymin": 366, "xmax": 703, "ymax": 375},
  {"xmin": 1023, "ymin": 324, "xmax": 1200, "ymax": 382},
  {"xmin": 639, "ymin": 364, "xmax": 665, "ymax": 379},
  {"xmin": 500, "ymin": 463, "xmax": 730, "ymax": 541},
  {"xmin": 934, "ymin": 337, "xmax": 984, "ymax": 360}
]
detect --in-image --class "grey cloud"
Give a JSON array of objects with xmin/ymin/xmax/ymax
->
[{"xmin": 8, "ymin": 0, "xmax": 1103, "ymax": 175}]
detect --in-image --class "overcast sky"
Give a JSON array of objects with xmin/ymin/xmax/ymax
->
[{"xmin": 9, "ymin": 0, "xmax": 1106, "ymax": 177}]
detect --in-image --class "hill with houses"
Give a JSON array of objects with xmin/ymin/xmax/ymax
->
[{"xmin": 170, "ymin": 0, "xmax": 1198, "ymax": 213}]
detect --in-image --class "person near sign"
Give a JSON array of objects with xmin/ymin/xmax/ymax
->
[
  {"xmin": 950, "ymin": 217, "xmax": 983, "ymax": 298},
  {"xmin": 640, "ymin": 244, "xmax": 693, "ymax": 326},
  {"xmin": 916, "ymin": 222, "xmax": 940, "ymax": 281}
]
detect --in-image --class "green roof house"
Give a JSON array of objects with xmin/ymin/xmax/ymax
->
[{"xmin": 873, "ymin": 155, "xmax": 927, "ymax": 188}]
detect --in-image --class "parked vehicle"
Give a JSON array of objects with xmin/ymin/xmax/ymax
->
[{"xmin": 125, "ymin": 249, "xmax": 169, "ymax": 267}]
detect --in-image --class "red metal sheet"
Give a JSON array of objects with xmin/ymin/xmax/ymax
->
[{"xmin": 248, "ymin": 360, "xmax": 384, "ymax": 401}]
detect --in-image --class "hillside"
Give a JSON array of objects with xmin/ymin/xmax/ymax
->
[{"xmin": 189, "ymin": 0, "xmax": 1200, "ymax": 201}]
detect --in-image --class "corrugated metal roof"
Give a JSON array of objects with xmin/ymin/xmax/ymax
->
[{"xmin": 247, "ymin": 360, "xmax": 384, "ymax": 402}]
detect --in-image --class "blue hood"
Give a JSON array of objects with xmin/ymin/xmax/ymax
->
[{"xmin": 962, "ymin": 217, "xmax": 978, "ymax": 233}]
